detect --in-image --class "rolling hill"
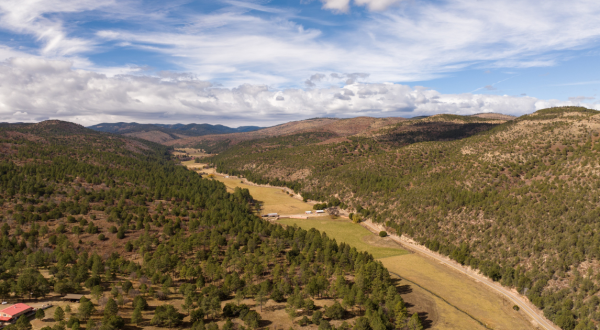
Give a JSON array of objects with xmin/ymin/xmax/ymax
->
[
  {"xmin": 165, "ymin": 117, "xmax": 410, "ymax": 153},
  {"xmin": 207, "ymin": 107, "xmax": 600, "ymax": 330}
]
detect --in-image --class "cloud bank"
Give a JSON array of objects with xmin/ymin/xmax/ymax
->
[{"xmin": 0, "ymin": 58, "xmax": 597, "ymax": 127}]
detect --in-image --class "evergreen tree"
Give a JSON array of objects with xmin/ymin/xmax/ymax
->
[
  {"xmin": 35, "ymin": 309, "xmax": 45, "ymax": 321},
  {"xmin": 15, "ymin": 315, "xmax": 32, "ymax": 330},
  {"xmin": 406, "ymin": 313, "xmax": 423, "ymax": 330},
  {"xmin": 54, "ymin": 306, "xmax": 65, "ymax": 322},
  {"xmin": 104, "ymin": 298, "xmax": 118, "ymax": 317},
  {"xmin": 131, "ymin": 308, "xmax": 143, "ymax": 325}
]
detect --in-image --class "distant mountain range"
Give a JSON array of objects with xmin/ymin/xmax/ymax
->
[{"xmin": 88, "ymin": 122, "xmax": 264, "ymax": 144}]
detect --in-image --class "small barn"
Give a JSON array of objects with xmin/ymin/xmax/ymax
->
[
  {"xmin": 267, "ymin": 213, "xmax": 278, "ymax": 217},
  {"xmin": 305, "ymin": 211, "xmax": 312, "ymax": 214},
  {"xmin": 63, "ymin": 294, "xmax": 85, "ymax": 302},
  {"xmin": 316, "ymin": 210, "xmax": 325, "ymax": 214}
]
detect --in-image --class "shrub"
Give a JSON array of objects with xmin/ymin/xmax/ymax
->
[
  {"xmin": 513, "ymin": 305, "xmax": 520, "ymax": 311},
  {"xmin": 98, "ymin": 234, "xmax": 106, "ymax": 241},
  {"xmin": 299, "ymin": 316, "xmax": 310, "ymax": 326},
  {"xmin": 318, "ymin": 320, "xmax": 332, "ymax": 330},
  {"xmin": 324, "ymin": 301, "xmax": 345, "ymax": 320},
  {"xmin": 270, "ymin": 288, "xmax": 285, "ymax": 302},
  {"xmin": 311, "ymin": 310, "xmax": 322, "ymax": 326},
  {"xmin": 379, "ymin": 231, "xmax": 387, "ymax": 237},
  {"xmin": 313, "ymin": 203, "xmax": 327, "ymax": 210}
]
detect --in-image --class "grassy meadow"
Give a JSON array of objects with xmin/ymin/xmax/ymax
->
[{"xmin": 278, "ymin": 217, "xmax": 407, "ymax": 259}]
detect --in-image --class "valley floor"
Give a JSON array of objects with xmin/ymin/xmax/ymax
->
[{"xmin": 184, "ymin": 161, "xmax": 538, "ymax": 330}]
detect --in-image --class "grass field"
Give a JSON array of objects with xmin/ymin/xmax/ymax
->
[
  {"xmin": 279, "ymin": 217, "xmax": 407, "ymax": 259},
  {"xmin": 381, "ymin": 255, "xmax": 536, "ymax": 330},
  {"xmin": 186, "ymin": 162, "xmax": 314, "ymax": 215}
]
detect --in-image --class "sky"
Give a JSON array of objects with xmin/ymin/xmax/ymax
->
[{"xmin": 0, "ymin": 0, "xmax": 600, "ymax": 126}]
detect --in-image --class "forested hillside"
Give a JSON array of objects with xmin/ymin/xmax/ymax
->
[
  {"xmin": 0, "ymin": 121, "xmax": 419, "ymax": 330},
  {"xmin": 209, "ymin": 107, "xmax": 600, "ymax": 330}
]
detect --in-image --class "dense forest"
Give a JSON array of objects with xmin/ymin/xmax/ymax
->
[
  {"xmin": 209, "ymin": 107, "xmax": 600, "ymax": 330},
  {"xmin": 0, "ymin": 121, "xmax": 421, "ymax": 330}
]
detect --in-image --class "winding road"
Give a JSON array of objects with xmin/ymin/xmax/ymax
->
[{"xmin": 361, "ymin": 221, "xmax": 560, "ymax": 330}]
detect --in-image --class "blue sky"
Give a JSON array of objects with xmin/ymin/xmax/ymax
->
[{"xmin": 0, "ymin": 0, "xmax": 599, "ymax": 126}]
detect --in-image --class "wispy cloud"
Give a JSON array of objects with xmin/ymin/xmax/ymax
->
[
  {"xmin": 551, "ymin": 80, "xmax": 600, "ymax": 87},
  {"xmin": 1, "ymin": 0, "xmax": 599, "ymax": 88}
]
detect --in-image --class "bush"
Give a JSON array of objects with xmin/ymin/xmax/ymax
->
[
  {"xmin": 312, "ymin": 310, "xmax": 322, "ymax": 325},
  {"xmin": 513, "ymin": 305, "xmax": 520, "ymax": 311},
  {"xmin": 98, "ymin": 234, "xmax": 106, "ymax": 241},
  {"xmin": 379, "ymin": 231, "xmax": 387, "ymax": 237},
  {"xmin": 318, "ymin": 320, "xmax": 332, "ymax": 330},
  {"xmin": 324, "ymin": 301, "xmax": 345, "ymax": 320},
  {"xmin": 313, "ymin": 203, "xmax": 327, "ymax": 210},
  {"xmin": 270, "ymin": 288, "xmax": 285, "ymax": 302},
  {"xmin": 299, "ymin": 316, "xmax": 310, "ymax": 326},
  {"xmin": 222, "ymin": 303, "xmax": 249, "ymax": 318},
  {"xmin": 242, "ymin": 310, "xmax": 261, "ymax": 329},
  {"xmin": 109, "ymin": 226, "xmax": 117, "ymax": 233}
]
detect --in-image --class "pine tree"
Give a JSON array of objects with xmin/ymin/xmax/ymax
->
[
  {"xmin": 131, "ymin": 308, "xmax": 143, "ymax": 325},
  {"xmin": 15, "ymin": 315, "xmax": 32, "ymax": 330},
  {"xmin": 394, "ymin": 300, "xmax": 408, "ymax": 328},
  {"xmin": 54, "ymin": 306, "xmax": 65, "ymax": 322},
  {"xmin": 406, "ymin": 313, "xmax": 423, "ymax": 330},
  {"xmin": 35, "ymin": 309, "xmax": 45, "ymax": 321},
  {"xmin": 104, "ymin": 297, "xmax": 119, "ymax": 317}
]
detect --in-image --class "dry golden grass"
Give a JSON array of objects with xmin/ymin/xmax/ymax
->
[
  {"xmin": 174, "ymin": 148, "xmax": 210, "ymax": 158},
  {"xmin": 380, "ymin": 255, "xmax": 536, "ymax": 330},
  {"xmin": 186, "ymin": 162, "xmax": 313, "ymax": 215}
]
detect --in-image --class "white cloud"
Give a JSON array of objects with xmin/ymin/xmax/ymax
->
[
  {"xmin": 0, "ymin": 0, "xmax": 114, "ymax": 57},
  {"xmin": 320, "ymin": 0, "xmax": 403, "ymax": 12},
  {"xmin": 320, "ymin": 0, "xmax": 351, "ymax": 13},
  {"xmin": 354, "ymin": 0, "xmax": 404, "ymax": 11},
  {"xmin": 0, "ymin": 57, "xmax": 597, "ymax": 126}
]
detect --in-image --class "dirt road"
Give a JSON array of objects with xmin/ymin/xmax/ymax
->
[{"xmin": 361, "ymin": 221, "xmax": 560, "ymax": 330}]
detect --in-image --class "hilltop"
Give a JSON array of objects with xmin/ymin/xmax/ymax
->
[{"xmin": 207, "ymin": 107, "xmax": 600, "ymax": 329}]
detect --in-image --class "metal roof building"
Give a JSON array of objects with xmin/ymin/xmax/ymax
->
[{"xmin": 0, "ymin": 303, "xmax": 33, "ymax": 322}]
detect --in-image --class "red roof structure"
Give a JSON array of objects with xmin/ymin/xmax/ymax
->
[{"xmin": 0, "ymin": 303, "xmax": 33, "ymax": 321}]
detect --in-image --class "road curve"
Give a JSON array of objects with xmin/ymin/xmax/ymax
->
[{"xmin": 361, "ymin": 221, "xmax": 560, "ymax": 330}]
